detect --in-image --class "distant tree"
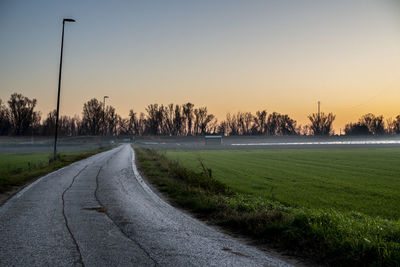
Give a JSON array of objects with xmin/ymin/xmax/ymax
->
[
  {"xmin": 14, "ymin": 94, "xmax": 398, "ymax": 138},
  {"xmin": 42, "ymin": 110, "xmax": 80, "ymax": 136},
  {"xmin": 344, "ymin": 122, "xmax": 371, "ymax": 135},
  {"xmin": 145, "ymin": 104, "xmax": 163, "ymax": 135},
  {"xmin": 226, "ymin": 113, "xmax": 239, "ymax": 135},
  {"xmin": 117, "ymin": 117, "xmax": 130, "ymax": 135},
  {"xmin": 277, "ymin": 114, "xmax": 298, "ymax": 135},
  {"xmin": 206, "ymin": 117, "xmax": 218, "ymax": 134},
  {"xmin": 300, "ymin": 125, "xmax": 309, "ymax": 135},
  {"xmin": 308, "ymin": 112, "xmax": 336, "ymax": 136},
  {"xmin": 128, "ymin": 109, "xmax": 138, "ymax": 135},
  {"xmin": 217, "ymin": 120, "xmax": 229, "ymax": 136},
  {"xmin": 253, "ymin": 110, "xmax": 267, "ymax": 135},
  {"xmin": 193, "ymin": 108, "xmax": 201, "ymax": 135},
  {"xmin": 386, "ymin": 118, "xmax": 395, "ymax": 134},
  {"xmin": 194, "ymin": 107, "xmax": 215, "ymax": 135},
  {"xmin": 182, "ymin": 103, "xmax": 194, "ymax": 135},
  {"xmin": 391, "ymin": 115, "xmax": 400, "ymax": 134},
  {"xmin": 81, "ymin": 98, "xmax": 103, "ymax": 135},
  {"xmin": 359, "ymin": 113, "xmax": 385, "ymax": 135},
  {"xmin": 344, "ymin": 113, "xmax": 386, "ymax": 136},
  {"xmin": 42, "ymin": 110, "xmax": 56, "ymax": 136},
  {"xmin": 266, "ymin": 112, "xmax": 297, "ymax": 136},
  {"xmin": 163, "ymin": 104, "xmax": 175, "ymax": 136},
  {"xmin": 202, "ymin": 114, "xmax": 215, "ymax": 135},
  {"xmin": 138, "ymin": 112, "xmax": 146, "ymax": 135},
  {"xmin": 59, "ymin": 115, "xmax": 79, "ymax": 136},
  {"xmin": 0, "ymin": 99, "xmax": 11, "ymax": 135},
  {"xmin": 104, "ymin": 105, "xmax": 119, "ymax": 136},
  {"xmin": 238, "ymin": 112, "xmax": 253, "ymax": 135},
  {"xmin": 266, "ymin": 112, "xmax": 279, "ymax": 136},
  {"xmin": 7, "ymin": 93, "xmax": 41, "ymax": 135},
  {"xmin": 173, "ymin": 105, "xmax": 184, "ymax": 136}
]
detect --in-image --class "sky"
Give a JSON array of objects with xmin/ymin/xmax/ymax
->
[{"xmin": 1, "ymin": 0, "xmax": 400, "ymax": 133}]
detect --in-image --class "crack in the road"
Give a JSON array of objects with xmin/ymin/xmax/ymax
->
[
  {"xmin": 94, "ymin": 149, "xmax": 159, "ymax": 267},
  {"xmin": 61, "ymin": 164, "xmax": 89, "ymax": 267}
]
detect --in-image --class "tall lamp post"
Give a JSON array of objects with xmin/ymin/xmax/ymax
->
[
  {"xmin": 54, "ymin": 18, "xmax": 76, "ymax": 160},
  {"xmin": 103, "ymin": 96, "xmax": 109, "ymax": 136}
]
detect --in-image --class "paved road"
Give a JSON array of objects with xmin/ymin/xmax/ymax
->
[{"xmin": 0, "ymin": 145, "xmax": 294, "ymax": 267}]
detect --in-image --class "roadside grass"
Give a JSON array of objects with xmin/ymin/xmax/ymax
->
[
  {"xmin": 0, "ymin": 147, "xmax": 111, "ymax": 194},
  {"xmin": 163, "ymin": 148, "xmax": 400, "ymax": 220},
  {"xmin": 135, "ymin": 147, "xmax": 400, "ymax": 266}
]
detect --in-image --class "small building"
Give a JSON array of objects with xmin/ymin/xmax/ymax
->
[{"xmin": 205, "ymin": 135, "xmax": 222, "ymax": 145}]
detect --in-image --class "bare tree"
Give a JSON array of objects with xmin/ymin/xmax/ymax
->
[
  {"xmin": 387, "ymin": 116, "xmax": 400, "ymax": 134},
  {"xmin": 117, "ymin": 117, "xmax": 130, "ymax": 135},
  {"xmin": 206, "ymin": 117, "xmax": 218, "ymax": 134},
  {"xmin": 0, "ymin": 99, "xmax": 11, "ymax": 135},
  {"xmin": 182, "ymin": 103, "xmax": 194, "ymax": 135},
  {"xmin": 359, "ymin": 113, "xmax": 385, "ymax": 135},
  {"xmin": 163, "ymin": 104, "xmax": 175, "ymax": 136},
  {"xmin": 308, "ymin": 112, "xmax": 336, "ymax": 136},
  {"xmin": 226, "ymin": 113, "xmax": 239, "ymax": 135},
  {"xmin": 81, "ymin": 98, "xmax": 103, "ymax": 135},
  {"xmin": 10, "ymin": 93, "xmax": 393, "ymax": 138},
  {"xmin": 253, "ymin": 110, "xmax": 267, "ymax": 135},
  {"xmin": 238, "ymin": 112, "xmax": 253, "ymax": 135},
  {"xmin": 217, "ymin": 120, "xmax": 229, "ymax": 136},
  {"xmin": 104, "ymin": 105, "xmax": 119, "ymax": 136},
  {"xmin": 344, "ymin": 122, "xmax": 370, "ymax": 135},
  {"xmin": 7, "ymin": 93, "xmax": 41, "ymax": 135},
  {"xmin": 266, "ymin": 112, "xmax": 279, "ymax": 136},
  {"xmin": 201, "ymin": 114, "xmax": 215, "ymax": 135},
  {"xmin": 42, "ymin": 110, "xmax": 76, "ymax": 136},
  {"xmin": 277, "ymin": 114, "xmax": 297, "ymax": 135},
  {"xmin": 193, "ymin": 107, "xmax": 215, "ymax": 135},
  {"xmin": 42, "ymin": 110, "xmax": 56, "ymax": 136},
  {"xmin": 145, "ymin": 104, "xmax": 165, "ymax": 135},
  {"xmin": 128, "ymin": 109, "xmax": 138, "ymax": 135},
  {"xmin": 394, "ymin": 115, "xmax": 400, "ymax": 134},
  {"xmin": 138, "ymin": 112, "xmax": 146, "ymax": 135},
  {"xmin": 264, "ymin": 112, "xmax": 297, "ymax": 136},
  {"xmin": 173, "ymin": 105, "xmax": 184, "ymax": 135}
]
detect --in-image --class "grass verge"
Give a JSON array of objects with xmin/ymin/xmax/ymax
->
[
  {"xmin": 135, "ymin": 147, "xmax": 400, "ymax": 266},
  {"xmin": 0, "ymin": 147, "xmax": 111, "ymax": 195}
]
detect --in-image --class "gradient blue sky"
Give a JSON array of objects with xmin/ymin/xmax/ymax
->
[{"xmin": 1, "ymin": 0, "xmax": 400, "ymax": 132}]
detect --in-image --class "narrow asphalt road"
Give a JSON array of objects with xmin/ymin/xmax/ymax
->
[{"xmin": 0, "ymin": 144, "xmax": 294, "ymax": 267}]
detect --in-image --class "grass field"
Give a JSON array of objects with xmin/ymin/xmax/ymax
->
[
  {"xmin": 0, "ymin": 148, "xmax": 110, "ymax": 194},
  {"xmin": 163, "ymin": 148, "xmax": 400, "ymax": 220},
  {"xmin": 0, "ymin": 153, "xmax": 51, "ymax": 175},
  {"xmin": 137, "ymin": 147, "xmax": 400, "ymax": 265}
]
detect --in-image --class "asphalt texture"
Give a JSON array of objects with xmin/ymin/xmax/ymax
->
[{"xmin": 0, "ymin": 144, "xmax": 294, "ymax": 267}]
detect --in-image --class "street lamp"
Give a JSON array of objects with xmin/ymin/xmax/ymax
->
[
  {"xmin": 53, "ymin": 18, "xmax": 76, "ymax": 160},
  {"xmin": 103, "ymin": 96, "xmax": 109, "ymax": 136}
]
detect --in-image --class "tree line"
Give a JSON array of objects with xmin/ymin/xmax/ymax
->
[{"xmin": 0, "ymin": 93, "xmax": 399, "ymax": 136}]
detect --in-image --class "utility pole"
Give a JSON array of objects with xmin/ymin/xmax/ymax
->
[
  {"xmin": 318, "ymin": 101, "xmax": 320, "ymax": 119},
  {"xmin": 54, "ymin": 18, "xmax": 75, "ymax": 160}
]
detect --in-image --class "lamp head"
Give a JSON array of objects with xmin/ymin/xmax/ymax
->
[
  {"xmin": 104, "ymin": 96, "xmax": 109, "ymax": 99},
  {"xmin": 63, "ymin": 18, "xmax": 76, "ymax": 23}
]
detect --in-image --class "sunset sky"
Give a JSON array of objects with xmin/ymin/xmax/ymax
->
[{"xmin": 1, "ymin": 0, "xmax": 400, "ymax": 133}]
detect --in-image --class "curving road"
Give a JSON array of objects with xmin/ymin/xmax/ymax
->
[{"xmin": 0, "ymin": 145, "xmax": 294, "ymax": 267}]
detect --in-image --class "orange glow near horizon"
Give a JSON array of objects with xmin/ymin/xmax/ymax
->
[{"xmin": 1, "ymin": 1, "xmax": 399, "ymax": 133}]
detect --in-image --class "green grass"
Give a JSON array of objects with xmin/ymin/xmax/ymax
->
[
  {"xmin": 135, "ymin": 147, "xmax": 400, "ymax": 266},
  {"xmin": 0, "ymin": 153, "xmax": 51, "ymax": 175},
  {"xmin": 163, "ymin": 148, "xmax": 400, "ymax": 220},
  {"xmin": 0, "ymin": 148, "xmax": 111, "ymax": 193}
]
